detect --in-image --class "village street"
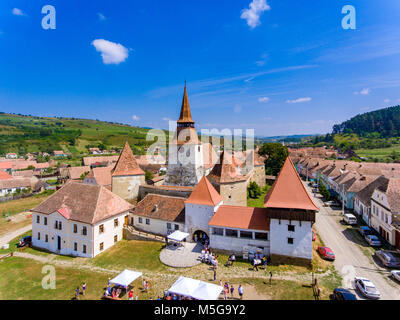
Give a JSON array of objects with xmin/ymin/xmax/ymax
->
[{"xmin": 306, "ymin": 183, "xmax": 400, "ymax": 300}]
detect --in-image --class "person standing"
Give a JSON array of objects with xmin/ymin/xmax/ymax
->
[
  {"xmin": 128, "ymin": 289, "xmax": 134, "ymax": 300},
  {"xmin": 213, "ymin": 268, "xmax": 217, "ymax": 281},
  {"xmin": 75, "ymin": 286, "xmax": 80, "ymax": 300},
  {"xmin": 142, "ymin": 278, "xmax": 146, "ymax": 291},
  {"xmin": 82, "ymin": 282, "xmax": 86, "ymax": 296},
  {"xmin": 238, "ymin": 285, "xmax": 243, "ymax": 300},
  {"xmin": 230, "ymin": 285, "xmax": 234, "ymax": 299}
]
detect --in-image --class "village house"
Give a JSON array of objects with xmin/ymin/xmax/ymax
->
[
  {"xmin": 53, "ymin": 150, "xmax": 67, "ymax": 158},
  {"xmin": 0, "ymin": 162, "xmax": 13, "ymax": 174},
  {"xmin": 0, "ymin": 178, "xmax": 32, "ymax": 197},
  {"xmin": 83, "ymin": 166, "xmax": 113, "ymax": 189},
  {"xmin": 31, "ymin": 182, "xmax": 132, "ymax": 258},
  {"xmin": 89, "ymin": 147, "xmax": 101, "ymax": 155},
  {"xmin": 370, "ymin": 177, "xmax": 400, "ymax": 249}
]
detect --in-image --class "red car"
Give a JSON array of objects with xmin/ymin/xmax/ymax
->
[
  {"xmin": 312, "ymin": 230, "xmax": 316, "ymax": 241},
  {"xmin": 318, "ymin": 246, "xmax": 335, "ymax": 261}
]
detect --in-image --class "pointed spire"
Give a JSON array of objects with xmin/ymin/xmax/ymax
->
[
  {"xmin": 185, "ymin": 176, "xmax": 223, "ymax": 206},
  {"xmin": 112, "ymin": 142, "xmax": 144, "ymax": 177},
  {"xmin": 177, "ymin": 82, "xmax": 194, "ymax": 123},
  {"xmin": 264, "ymin": 157, "xmax": 319, "ymax": 211}
]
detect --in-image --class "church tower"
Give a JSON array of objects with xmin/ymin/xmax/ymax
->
[{"xmin": 163, "ymin": 83, "xmax": 204, "ymax": 186}]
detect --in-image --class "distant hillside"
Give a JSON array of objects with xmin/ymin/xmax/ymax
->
[
  {"xmin": 333, "ymin": 105, "xmax": 400, "ymax": 138},
  {"xmin": 0, "ymin": 112, "xmax": 159, "ymax": 156}
]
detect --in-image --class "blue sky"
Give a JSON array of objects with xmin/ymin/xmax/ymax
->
[{"xmin": 1, "ymin": 0, "xmax": 400, "ymax": 136}]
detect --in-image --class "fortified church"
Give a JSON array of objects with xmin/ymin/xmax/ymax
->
[{"xmin": 109, "ymin": 85, "xmax": 319, "ymax": 264}]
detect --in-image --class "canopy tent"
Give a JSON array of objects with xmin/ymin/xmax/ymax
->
[
  {"xmin": 109, "ymin": 269, "xmax": 142, "ymax": 289},
  {"xmin": 191, "ymin": 282, "xmax": 224, "ymax": 300},
  {"xmin": 167, "ymin": 230, "xmax": 189, "ymax": 242},
  {"xmin": 168, "ymin": 276, "xmax": 223, "ymax": 300}
]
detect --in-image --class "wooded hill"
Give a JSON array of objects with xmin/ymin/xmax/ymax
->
[{"xmin": 332, "ymin": 105, "xmax": 400, "ymax": 138}]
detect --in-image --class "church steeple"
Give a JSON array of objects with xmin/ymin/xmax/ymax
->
[{"xmin": 177, "ymin": 82, "xmax": 194, "ymax": 124}]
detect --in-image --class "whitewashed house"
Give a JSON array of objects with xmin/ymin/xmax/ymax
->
[{"xmin": 31, "ymin": 182, "xmax": 132, "ymax": 258}]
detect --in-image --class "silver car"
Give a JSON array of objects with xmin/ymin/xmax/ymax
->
[
  {"xmin": 354, "ymin": 277, "xmax": 380, "ymax": 299},
  {"xmin": 391, "ymin": 270, "xmax": 400, "ymax": 282}
]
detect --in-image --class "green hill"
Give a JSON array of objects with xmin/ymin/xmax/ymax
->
[{"xmin": 0, "ymin": 112, "xmax": 161, "ymax": 156}]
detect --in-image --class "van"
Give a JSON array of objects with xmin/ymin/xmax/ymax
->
[{"xmin": 343, "ymin": 213, "xmax": 357, "ymax": 225}]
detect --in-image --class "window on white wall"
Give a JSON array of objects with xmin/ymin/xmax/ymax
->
[
  {"xmin": 288, "ymin": 237, "xmax": 294, "ymax": 245},
  {"xmin": 225, "ymin": 229, "xmax": 238, "ymax": 237},
  {"xmin": 138, "ymin": 217, "xmax": 143, "ymax": 224},
  {"xmin": 255, "ymin": 232, "xmax": 268, "ymax": 240},
  {"xmin": 167, "ymin": 223, "xmax": 171, "ymax": 229},
  {"xmin": 288, "ymin": 225, "xmax": 295, "ymax": 232},
  {"xmin": 146, "ymin": 219, "xmax": 150, "ymax": 225}
]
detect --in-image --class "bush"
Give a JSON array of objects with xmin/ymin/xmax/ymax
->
[
  {"xmin": 319, "ymin": 183, "xmax": 330, "ymax": 201},
  {"xmin": 247, "ymin": 181, "xmax": 262, "ymax": 199}
]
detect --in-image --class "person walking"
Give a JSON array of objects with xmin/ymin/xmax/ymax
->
[
  {"xmin": 142, "ymin": 278, "xmax": 146, "ymax": 291},
  {"xmin": 145, "ymin": 281, "xmax": 149, "ymax": 292},
  {"xmin": 82, "ymin": 282, "xmax": 86, "ymax": 296},
  {"xmin": 238, "ymin": 285, "xmax": 243, "ymax": 300},
  {"xmin": 230, "ymin": 285, "xmax": 234, "ymax": 299},
  {"xmin": 213, "ymin": 268, "xmax": 217, "ymax": 281},
  {"xmin": 75, "ymin": 286, "xmax": 80, "ymax": 300}
]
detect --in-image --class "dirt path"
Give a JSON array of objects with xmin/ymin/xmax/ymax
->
[{"xmin": 0, "ymin": 224, "xmax": 32, "ymax": 247}]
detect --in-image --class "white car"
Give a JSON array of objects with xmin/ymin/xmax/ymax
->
[
  {"xmin": 354, "ymin": 277, "xmax": 380, "ymax": 299},
  {"xmin": 390, "ymin": 270, "xmax": 400, "ymax": 282}
]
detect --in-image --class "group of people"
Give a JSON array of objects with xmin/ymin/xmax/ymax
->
[
  {"xmin": 252, "ymin": 254, "xmax": 267, "ymax": 271},
  {"xmin": 200, "ymin": 246, "xmax": 219, "ymax": 268},
  {"xmin": 74, "ymin": 282, "xmax": 86, "ymax": 300},
  {"xmin": 220, "ymin": 281, "xmax": 244, "ymax": 300}
]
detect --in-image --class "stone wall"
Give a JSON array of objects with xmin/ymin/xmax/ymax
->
[
  {"xmin": 138, "ymin": 185, "xmax": 192, "ymax": 201},
  {"xmin": 249, "ymin": 165, "xmax": 266, "ymax": 187},
  {"xmin": 111, "ymin": 174, "xmax": 145, "ymax": 200},
  {"xmin": 218, "ymin": 181, "xmax": 248, "ymax": 206}
]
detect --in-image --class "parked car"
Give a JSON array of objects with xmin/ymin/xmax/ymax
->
[
  {"xmin": 390, "ymin": 270, "xmax": 400, "ymax": 282},
  {"xmin": 324, "ymin": 200, "xmax": 340, "ymax": 207},
  {"xmin": 17, "ymin": 236, "xmax": 32, "ymax": 248},
  {"xmin": 365, "ymin": 235, "xmax": 382, "ymax": 247},
  {"xmin": 358, "ymin": 226, "xmax": 373, "ymax": 237},
  {"xmin": 318, "ymin": 246, "xmax": 335, "ymax": 261},
  {"xmin": 376, "ymin": 250, "xmax": 400, "ymax": 268},
  {"xmin": 332, "ymin": 288, "xmax": 357, "ymax": 300},
  {"xmin": 312, "ymin": 229, "xmax": 316, "ymax": 241},
  {"xmin": 354, "ymin": 277, "xmax": 380, "ymax": 299},
  {"xmin": 343, "ymin": 213, "xmax": 357, "ymax": 225}
]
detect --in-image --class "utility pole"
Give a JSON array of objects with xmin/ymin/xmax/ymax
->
[{"xmin": 342, "ymin": 183, "xmax": 345, "ymax": 216}]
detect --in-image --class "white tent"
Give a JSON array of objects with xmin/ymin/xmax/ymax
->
[
  {"xmin": 191, "ymin": 282, "xmax": 223, "ymax": 300},
  {"xmin": 109, "ymin": 269, "xmax": 142, "ymax": 289},
  {"xmin": 167, "ymin": 230, "xmax": 189, "ymax": 242},
  {"xmin": 168, "ymin": 276, "xmax": 223, "ymax": 300}
]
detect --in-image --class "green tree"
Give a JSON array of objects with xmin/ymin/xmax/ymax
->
[
  {"xmin": 145, "ymin": 170, "xmax": 154, "ymax": 181},
  {"xmin": 319, "ymin": 183, "xmax": 330, "ymax": 201},
  {"xmin": 259, "ymin": 143, "xmax": 289, "ymax": 176},
  {"xmin": 247, "ymin": 181, "xmax": 262, "ymax": 199}
]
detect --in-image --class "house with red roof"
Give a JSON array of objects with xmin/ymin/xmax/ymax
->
[{"xmin": 31, "ymin": 182, "xmax": 133, "ymax": 258}]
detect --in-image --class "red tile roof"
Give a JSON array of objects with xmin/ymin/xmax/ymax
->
[
  {"xmin": 0, "ymin": 162, "xmax": 12, "ymax": 169},
  {"xmin": 209, "ymin": 205, "xmax": 270, "ymax": 231},
  {"xmin": 264, "ymin": 157, "xmax": 319, "ymax": 211},
  {"xmin": 0, "ymin": 171, "xmax": 12, "ymax": 180},
  {"xmin": 112, "ymin": 142, "xmax": 144, "ymax": 177},
  {"xmin": 207, "ymin": 151, "xmax": 248, "ymax": 183},
  {"xmin": 32, "ymin": 182, "xmax": 133, "ymax": 224},
  {"xmin": 185, "ymin": 176, "xmax": 223, "ymax": 206}
]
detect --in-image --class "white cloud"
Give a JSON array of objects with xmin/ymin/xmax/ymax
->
[
  {"xmin": 255, "ymin": 53, "xmax": 268, "ymax": 66},
  {"xmin": 162, "ymin": 117, "xmax": 172, "ymax": 121},
  {"xmin": 132, "ymin": 115, "xmax": 140, "ymax": 121},
  {"xmin": 354, "ymin": 88, "xmax": 370, "ymax": 95},
  {"xmin": 258, "ymin": 97, "xmax": 270, "ymax": 103},
  {"xmin": 97, "ymin": 13, "xmax": 106, "ymax": 20},
  {"xmin": 286, "ymin": 97, "xmax": 312, "ymax": 104},
  {"xmin": 91, "ymin": 39, "xmax": 129, "ymax": 65},
  {"xmin": 384, "ymin": 99, "xmax": 391, "ymax": 103},
  {"xmin": 241, "ymin": 0, "xmax": 271, "ymax": 29},
  {"xmin": 12, "ymin": 8, "xmax": 26, "ymax": 16}
]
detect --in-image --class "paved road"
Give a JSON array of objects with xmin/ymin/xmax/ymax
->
[
  {"xmin": 306, "ymin": 183, "xmax": 400, "ymax": 300},
  {"xmin": 0, "ymin": 225, "xmax": 32, "ymax": 248}
]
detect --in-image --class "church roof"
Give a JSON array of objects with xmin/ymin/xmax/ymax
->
[
  {"xmin": 207, "ymin": 151, "xmax": 248, "ymax": 183},
  {"xmin": 185, "ymin": 176, "xmax": 223, "ymax": 206},
  {"xmin": 177, "ymin": 84, "xmax": 194, "ymax": 124},
  {"xmin": 264, "ymin": 157, "xmax": 319, "ymax": 211},
  {"xmin": 112, "ymin": 142, "xmax": 144, "ymax": 177}
]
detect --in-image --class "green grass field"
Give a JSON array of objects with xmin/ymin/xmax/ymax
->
[
  {"xmin": 247, "ymin": 185, "xmax": 271, "ymax": 208},
  {"xmin": 355, "ymin": 145, "xmax": 400, "ymax": 161}
]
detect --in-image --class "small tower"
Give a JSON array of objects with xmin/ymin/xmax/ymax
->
[
  {"xmin": 184, "ymin": 176, "xmax": 223, "ymax": 241},
  {"xmin": 111, "ymin": 142, "xmax": 145, "ymax": 200},
  {"xmin": 164, "ymin": 83, "xmax": 204, "ymax": 186}
]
